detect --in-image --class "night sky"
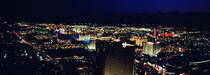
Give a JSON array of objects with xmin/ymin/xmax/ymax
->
[
  {"xmin": 1, "ymin": 0, "xmax": 210, "ymax": 26},
  {"xmin": 2, "ymin": 0, "xmax": 210, "ymax": 16}
]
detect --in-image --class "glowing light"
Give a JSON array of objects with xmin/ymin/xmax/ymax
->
[
  {"xmin": 77, "ymin": 67, "xmax": 83, "ymax": 70},
  {"xmin": 168, "ymin": 33, "xmax": 173, "ymax": 36},
  {"xmin": 83, "ymin": 39, "xmax": 90, "ymax": 44},
  {"xmin": 74, "ymin": 55, "xmax": 79, "ymax": 58},
  {"xmin": 160, "ymin": 33, "xmax": 164, "ymax": 36},
  {"xmin": 153, "ymin": 29, "xmax": 157, "ymax": 36},
  {"xmin": 57, "ymin": 38, "xmax": 59, "ymax": 42},
  {"xmin": 122, "ymin": 42, "xmax": 134, "ymax": 48},
  {"xmin": 137, "ymin": 55, "xmax": 141, "ymax": 57},
  {"xmin": 59, "ymin": 28, "xmax": 65, "ymax": 34},
  {"xmin": 55, "ymin": 29, "xmax": 61, "ymax": 35},
  {"xmin": 165, "ymin": 32, "xmax": 168, "ymax": 37},
  {"xmin": 165, "ymin": 32, "xmax": 173, "ymax": 37},
  {"xmin": 59, "ymin": 24, "xmax": 64, "ymax": 28}
]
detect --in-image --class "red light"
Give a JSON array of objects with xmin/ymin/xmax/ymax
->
[
  {"xmin": 74, "ymin": 55, "xmax": 79, "ymax": 58},
  {"xmin": 143, "ymin": 63, "xmax": 146, "ymax": 68},
  {"xmin": 160, "ymin": 33, "xmax": 164, "ymax": 36},
  {"xmin": 60, "ymin": 24, "xmax": 64, "ymax": 28},
  {"xmin": 141, "ymin": 58, "xmax": 144, "ymax": 61},
  {"xmin": 168, "ymin": 33, "xmax": 173, "ymax": 36},
  {"xmin": 165, "ymin": 33, "xmax": 173, "ymax": 37},
  {"xmin": 165, "ymin": 33, "xmax": 168, "ymax": 37}
]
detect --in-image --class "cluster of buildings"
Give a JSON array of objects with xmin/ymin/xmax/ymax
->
[{"xmin": 0, "ymin": 21, "xmax": 209, "ymax": 75}]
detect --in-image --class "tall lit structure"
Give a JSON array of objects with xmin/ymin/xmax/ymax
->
[
  {"xmin": 87, "ymin": 40, "xmax": 96, "ymax": 51},
  {"xmin": 142, "ymin": 42, "xmax": 160, "ymax": 56},
  {"xmin": 153, "ymin": 29, "xmax": 157, "ymax": 36},
  {"xmin": 135, "ymin": 38, "xmax": 148, "ymax": 47}
]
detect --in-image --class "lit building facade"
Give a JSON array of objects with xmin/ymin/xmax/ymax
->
[{"xmin": 142, "ymin": 42, "xmax": 160, "ymax": 56}]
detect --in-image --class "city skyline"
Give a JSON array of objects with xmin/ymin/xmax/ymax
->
[{"xmin": 0, "ymin": 0, "xmax": 210, "ymax": 75}]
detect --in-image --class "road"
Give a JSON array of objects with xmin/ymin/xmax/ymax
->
[{"xmin": 13, "ymin": 31, "xmax": 53, "ymax": 61}]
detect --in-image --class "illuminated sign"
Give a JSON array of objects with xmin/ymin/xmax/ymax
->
[
  {"xmin": 153, "ymin": 29, "xmax": 157, "ymax": 36},
  {"xmin": 74, "ymin": 55, "xmax": 79, "ymax": 58},
  {"xmin": 160, "ymin": 33, "xmax": 164, "ymax": 36},
  {"xmin": 165, "ymin": 32, "xmax": 173, "ymax": 37}
]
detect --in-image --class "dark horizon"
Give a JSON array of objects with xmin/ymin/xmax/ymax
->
[
  {"xmin": 1, "ymin": 0, "xmax": 210, "ymax": 26},
  {"xmin": 1, "ymin": 0, "xmax": 210, "ymax": 16},
  {"xmin": 1, "ymin": 12, "xmax": 210, "ymax": 27}
]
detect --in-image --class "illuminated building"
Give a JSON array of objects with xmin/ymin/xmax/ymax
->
[
  {"xmin": 142, "ymin": 42, "xmax": 160, "ymax": 56},
  {"xmin": 133, "ymin": 37, "xmax": 148, "ymax": 46},
  {"xmin": 37, "ymin": 30, "xmax": 49, "ymax": 34},
  {"xmin": 83, "ymin": 39, "xmax": 90, "ymax": 44},
  {"xmin": 98, "ymin": 36, "xmax": 112, "ymax": 41},
  {"xmin": 122, "ymin": 42, "xmax": 134, "ymax": 48},
  {"xmin": 153, "ymin": 29, "xmax": 157, "ymax": 36},
  {"xmin": 59, "ymin": 28, "xmax": 65, "ymax": 34},
  {"xmin": 160, "ymin": 33, "xmax": 164, "ymax": 36},
  {"xmin": 135, "ymin": 38, "xmax": 141, "ymax": 46},
  {"xmin": 165, "ymin": 32, "xmax": 173, "ymax": 37},
  {"xmin": 135, "ymin": 38, "xmax": 148, "ymax": 47},
  {"xmin": 78, "ymin": 35, "xmax": 90, "ymax": 41},
  {"xmin": 139, "ymin": 28, "xmax": 152, "ymax": 31},
  {"xmin": 87, "ymin": 40, "xmax": 96, "ymax": 51},
  {"xmin": 73, "ymin": 28, "xmax": 81, "ymax": 33}
]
